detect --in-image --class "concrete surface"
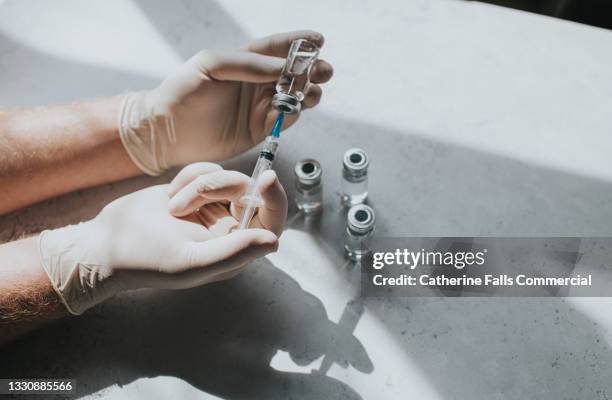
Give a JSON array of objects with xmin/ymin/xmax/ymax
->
[{"xmin": 1, "ymin": 0, "xmax": 612, "ymax": 399}]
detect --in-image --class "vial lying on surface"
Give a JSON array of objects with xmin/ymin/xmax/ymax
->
[
  {"xmin": 272, "ymin": 39, "xmax": 320, "ymax": 115},
  {"xmin": 294, "ymin": 158, "xmax": 323, "ymax": 214},
  {"xmin": 344, "ymin": 204, "xmax": 376, "ymax": 261},
  {"xmin": 341, "ymin": 148, "xmax": 369, "ymax": 206}
]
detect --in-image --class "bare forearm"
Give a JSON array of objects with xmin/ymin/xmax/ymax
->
[
  {"xmin": 0, "ymin": 237, "xmax": 67, "ymax": 345},
  {"xmin": 0, "ymin": 97, "xmax": 140, "ymax": 214}
]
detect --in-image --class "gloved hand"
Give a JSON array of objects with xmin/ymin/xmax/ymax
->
[
  {"xmin": 119, "ymin": 30, "xmax": 333, "ymax": 175},
  {"xmin": 38, "ymin": 162, "xmax": 287, "ymax": 315}
]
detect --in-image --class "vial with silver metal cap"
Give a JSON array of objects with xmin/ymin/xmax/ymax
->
[
  {"xmin": 341, "ymin": 148, "xmax": 369, "ymax": 206},
  {"xmin": 344, "ymin": 204, "xmax": 376, "ymax": 261},
  {"xmin": 294, "ymin": 159, "xmax": 323, "ymax": 214},
  {"xmin": 272, "ymin": 39, "xmax": 320, "ymax": 115}
]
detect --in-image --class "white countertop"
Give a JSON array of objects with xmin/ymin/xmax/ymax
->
[{"xmin": 1, "ymin": 0, "xmax": 611, "ymax": 399}]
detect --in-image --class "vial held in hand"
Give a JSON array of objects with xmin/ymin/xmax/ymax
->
[
  {"xmin": 344, "ymin": 204, "xmax": 376, "ymax": 261},
  {"xmin": 294, "ymin": 159, "xmax": 323, "ymax": 214},
  {"xmin": 341, "ymin": 148, "xmax": 369, "ymax": 207},
  {"xmin": 272, "ymin": 39, "xmax": 319, "ymax": 115}
]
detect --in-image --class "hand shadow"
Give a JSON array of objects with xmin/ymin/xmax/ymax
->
[{"xmin": 0, "ymin": 258, "xmax": 373, "ymax": 400}]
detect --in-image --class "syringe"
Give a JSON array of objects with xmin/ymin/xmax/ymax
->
[
  {"xmin": 237, "ymin": 112, "xmax": 285, "ymax": 230},
  {"xmin": 237, "ymin": 38, "xmax": 319, "ymax": 229}
]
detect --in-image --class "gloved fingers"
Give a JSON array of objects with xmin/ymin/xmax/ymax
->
[
  {"xmin": 309, "ymin": 59, "xmax": 334, "ymax": 84},
  {"xmin": 168, "ymin": 170, "xmax": 250, "ymax": 217},
  {"xmin": 302, "ymin": 83, "xmax": 323, "ymax": 110},
  {"xmin": 191, "ymin": 50, "xmax": 284, "ymax": 83},
  {"xmin": 181, "ymin": 228, "xmax": 278, "ymax": 273},
  {"xmin": 193, "ymin": 203, "xmax": 238, "ymax": 237},
  {"xmin": 246, "ymin": 30, "xmax": 325, "ymax": 57},
  {"xmin": 173, "ymin": 212, "xmax": 217, "ymax": 242},
  {"xmin": 167, "ymin": 162, "xmax": 223, "ymax": 197},
  {"xmin": 231, "ymin": 170, "xmax": 287, "ymax": 237}
]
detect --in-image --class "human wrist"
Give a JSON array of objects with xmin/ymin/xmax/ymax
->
[
  {"xmin": 0, "ymin": 237, "xmax": 69, "ymax": 343},
  {"xmin": 81, "ymin": 96, "xmax": 142, "ymax": 178}
]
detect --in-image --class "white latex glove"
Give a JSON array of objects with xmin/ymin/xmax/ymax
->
[
  {"xmin": 119, "ymin": 30, "xmax": 333, "ymax": 175},
  {"xmin": 39, "ymin": 162, "xmax": 287, "ymax": 315}
]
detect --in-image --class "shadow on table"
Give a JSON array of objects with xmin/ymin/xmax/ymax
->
[
  {"xmin": 277, "ymin": 111, "xmax": 612, "ymax": 397},
  {"xmin": 0, "ymin": 258, "xmax": 371, "ymax": 400},
  {"xmin": 2, "ymin": 0, "xmax": 612, "ymax": 398}
]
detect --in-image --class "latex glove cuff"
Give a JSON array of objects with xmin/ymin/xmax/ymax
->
[
  {"xmin": 118, "ymin": 92, "xmax": 177, "ymax": 176},
  {"xmin": 38, "ymin": 225, "xmax": 120, "ymax": 315}
]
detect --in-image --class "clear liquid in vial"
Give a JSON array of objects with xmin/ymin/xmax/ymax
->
[
  {"xmin": 294, "ymin": 159, "xmax": 323, "ymax": 214},
  {"xmin": 344, "ymin": 205, "xmax": 376, "ymax": 261},
  {"xmin": 341, "ymin": 177, "xmax": 368, "ymax": 206},
  {"xmin": 296, "ymin": 184, "xmax": 322, "ymax": 214},
  {"xmin": 275, "ymin": 44, "xmax": 319, "ymax": 101}
]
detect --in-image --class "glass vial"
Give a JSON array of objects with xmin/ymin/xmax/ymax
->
[
  {"xmin": 294, "ymin": 159, "xmax": 323, "ymax": 214},
  {"xmin": 344, "ymin": 204, "xmax": 376, "ymax": 261},
  {"xmin": 272, "ymin": 39, "xmax": 320, "ymax": 115},
  {"xmin": 341, "ymin": 148, "xmax": 369, "ymax": 206}
]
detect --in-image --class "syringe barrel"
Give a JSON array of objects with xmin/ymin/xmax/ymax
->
[
  {"xmin": 239, "ymin": 135, "xmax": 280, "ymax": 208},
  {"xmin": 239, "ymin": 157, "xmax": 271, "ymax": 207}
]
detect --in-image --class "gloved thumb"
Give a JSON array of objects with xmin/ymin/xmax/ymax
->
[
  {"xmin": 183, "ymin": 228, "xmax": 278, "ymax": 273},
  {"xmin": 191, "ymin": 49, "xmax": 284, "ymax": 83}
]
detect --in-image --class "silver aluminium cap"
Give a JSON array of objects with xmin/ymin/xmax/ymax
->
[
  {"xmin": 343, "ymin": 148, "xmax": 369, "ymax": 174},
  {"xmin": 272, "ymin": 93, "xmax": 301, "ymax": 115},
  {"xmin": 295, "ymin": 159, "xmax": 322, "ymax": 185},
  {"xmin": 347, "ymin": 204, "xmax": 375, "ymax": 234}
]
